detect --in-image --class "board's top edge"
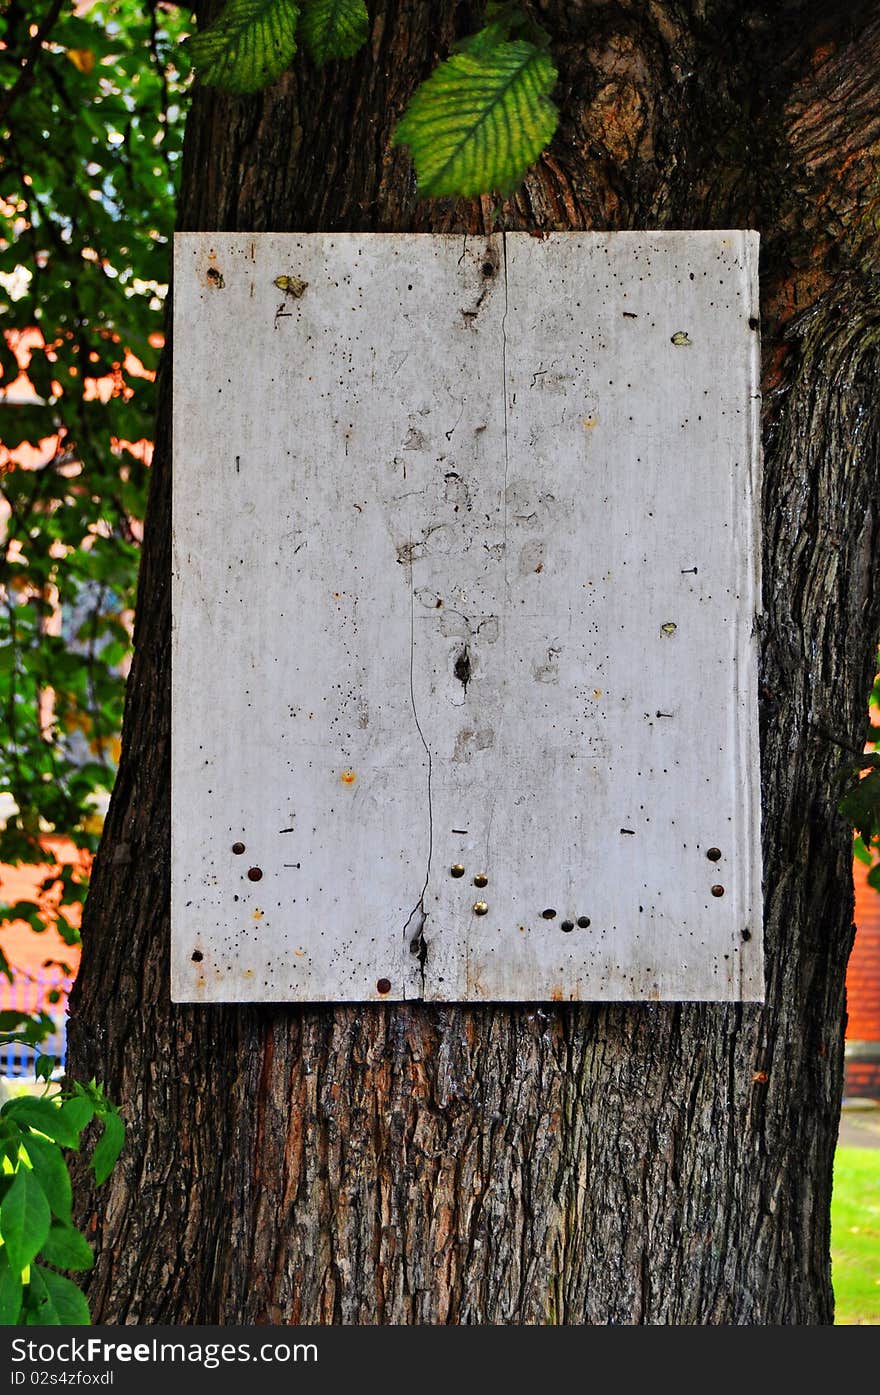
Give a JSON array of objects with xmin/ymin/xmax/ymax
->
[{"xmin": 173, "ymin": 229, "xmax": 760, "ymax": 245}]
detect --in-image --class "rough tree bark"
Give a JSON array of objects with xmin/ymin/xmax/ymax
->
[{"xmin": 69, "ymin": 0, "xmax": 880, "ymax": 1323}]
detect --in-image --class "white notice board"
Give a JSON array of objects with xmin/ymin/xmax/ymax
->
[{"xmin": 172, "ymin": 231, "xmax": 763, "ymax": 1003}]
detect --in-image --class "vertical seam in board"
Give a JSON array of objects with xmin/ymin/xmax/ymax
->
[{"xmin": 477, "ymin": 231, "xmax": 512, "ymax": 994}]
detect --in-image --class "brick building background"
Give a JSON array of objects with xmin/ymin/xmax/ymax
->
[{"xmin": 846, "ymin": 855, "xmax": 880, "ymax": 1099}]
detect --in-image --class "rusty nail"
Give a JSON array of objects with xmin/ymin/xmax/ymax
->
[
  {"xmin": 560, "ymin": 920, "xmax": 575, "ymax": 933},
  {"xmin": 247, "ymin": 867, "xmax": 263, "ymax": 882},
  {"xmin": 711, "ymin": 884, "xmax": 724, "ymax": 897},
  {"xmin": 191, "ymin": 950, "xmax": 203, "ymax": 963},
  {"xmin": 232, "ymin": 841, "xmax": 246, "ymax": 855},
  {"xmin": 473, "ymin": 901, "xmax": 489, "ymax": 915},
  {"xmin": 577, "ymin": 916, "xmax": 591, "ymax": 928},
  {"xmin": 473, "ymin": 873, "xmax": 488, "ymax": 888},
  {"xmin": 450, "ymin": 864, "xmax": 466, "ymax": 878},
  {"xmin": 376, "ymin": 977, "xmax": 391, "ymax": 994},
  {"xmin": 706, "ymin": 847, "xmax": 722, "ymax": 861},
  {"xmin": 541, "ymin": 908, "xmax": 556, "ymax": 920}
]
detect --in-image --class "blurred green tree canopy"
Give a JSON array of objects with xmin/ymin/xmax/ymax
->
[{"xmin": 0, "ymin": 1, "xmax": 190, "ymax": 977}]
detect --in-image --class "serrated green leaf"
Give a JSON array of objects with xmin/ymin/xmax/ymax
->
[
  {"xmin": 39, "ymin": 1222, "xmax": 94, "ymax": 1273},
  {"xmin": 301, "ymin": 0, "xmax": 368, "ymax": 64},
  {"xmin": 0, "ymin": 1167, "xmax": 51, "ymax": 1276},
  {"xmin": 0, "ymin": 1248, "xmax": 23, "ymax": 1326},
  {"xmin": 393, "ymin": 35, "xmax": 558, "ymax": 197},
  {"xmin": 3, "ymin": 1097, "xmax": 81, "ymax": 1150},
  {"xmin": 91, "ymin": 1109, "xmax": 125, "ymax": 1186},
  {"xmin": 23, "ymin": 1134, "xmax": 73, "ymax": 1225},
  {"xmin": 32, "ymin": 1266, "xmax": 90, "ymax": 1326},
  {"xmin": 188, "ymin": 0, "xmax": 300, "ymax": 94}
]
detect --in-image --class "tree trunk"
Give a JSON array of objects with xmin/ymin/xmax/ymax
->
[{"xmin": 68, "ymin": 0, "xmax": 880, "ymax": 1323}]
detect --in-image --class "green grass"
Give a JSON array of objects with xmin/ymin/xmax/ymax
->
[{"xmin": 832, "ymin": 1147, "xmax": 880, "ymax": 1324}]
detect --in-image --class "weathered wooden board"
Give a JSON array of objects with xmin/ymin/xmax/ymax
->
[{"xmin": 171, "ymin": 231, "xmax": 763, "ymax": 1003}]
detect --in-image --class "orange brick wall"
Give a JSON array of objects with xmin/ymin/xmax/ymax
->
[
  {"xmin": 849, "ymin": 858, "xmax": 880, "ymax": 1040},
  {"xmin": 846, "ymin": 855, "xmax": 880, "ymax": 1097}
]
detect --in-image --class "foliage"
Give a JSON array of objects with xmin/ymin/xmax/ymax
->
[
  {"xmin": 0, "ymin": 1, "xmax": 189, "ymax": 997},
  {"xmin": 188, "ymin": 0, "xmax": 559, "ymax": 195},
  {"xmin": 392, "ymin": 8, "xmax": 557, "ymax": 197},
  {"xmin": 300, "ymin": 0, "xmax": 368, "ymax": 66},
  {"xmin": 843, "ymin": 664, "xmax": 880, "ymax": 891},
  {"xmin": 187, "ymin": 0, "xmax": 299, "ymax": 94},
  {"xmin": 0, "ymin": 1036, "xmax": 124, "ymax": 1325}
]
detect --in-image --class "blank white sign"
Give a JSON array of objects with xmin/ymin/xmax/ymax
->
[{"xmin": 172, "ymin": 231, "xmax": 763, "ymax": 1004}]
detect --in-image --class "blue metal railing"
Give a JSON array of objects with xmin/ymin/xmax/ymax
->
[{"xmin": 0, "ymin": 969, "xmax": 72, "ymax": 1078}]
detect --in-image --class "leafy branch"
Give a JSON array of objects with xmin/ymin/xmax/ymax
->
[
  {"xmin": 0, "ymin": 0, "xmax": 66, "ymax": 125},
  {"xmin": 0, "ymin": 1039, "xmax": 125, "ymax": 1325},
  {"xmin": 187, "ymin": 0, "xmax": 559, "ymax": 196},
  {"xmin": 840, "ymin": 663, "xmax": 880, "ymax": 892}
]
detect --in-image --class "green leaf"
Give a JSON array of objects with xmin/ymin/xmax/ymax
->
[
  {"xmin": 301, "ymin": 0, "xmax": 368, "ymax": 64},
  {"xmin": 393, "ymin": 34, "xmax": 558, "ymax": 197},
  {"xmin": 91, "ymin": 1108, "xmax": 125, "ymax": 1186},
  {"xmin": 60, "ymin": 1094, "xmax": 95, "ymax": 1137},
  {"xmin": 0, "ymin": 1011, "xmax": 31, "ymax": 1032},
  {"xmin": 24, "ymin": 1266, "xmax": 57, "ymax": 1325},
  {"xmin": 0, "ymin": 1167, "xmax": 51, "ymax": 1276},
  {"xmin": 0, "ymin": 1248, "xmax": 23, "ymax": 1326},
  {"xmin": 22, "ymin": 1134, "xmax": 73, "ymax": 1225},
  {"xmin": 840, "ymin": 769, "xmax": 880, "ymax": 842},
  {"xmin": 35, "ymin": 1053, "xmax": 57, "ymax": 1082},
  {"xmin": 867, "ymin": 861, "xmax": 880, "ymax": 893},
  {"xmin": 188, "ymin": 0, "xmax": 300, "ymax": 93},
  {"xmin": 31, "ymin": 1266, "xmax": 90, "ymax": 1326},
  {"xmin": 0, "ymin": 1119, "xmax": 22, "ymax": 1166},
  {"xmin": 854, "ymin": 833, "xmax": 872, "ymax": 865},
  {"xmin": 39, "ymin": 1222, "xmax": 94, "ymax": 1273},
  {"xmin": 3, "ymin": 1098, "xmax": 81, "ymax": 1150}
]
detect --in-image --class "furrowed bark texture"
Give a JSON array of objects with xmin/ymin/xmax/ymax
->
[{"xmin": 69, "ymin": 0, "xmax": 880, "ymax": 1323}]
